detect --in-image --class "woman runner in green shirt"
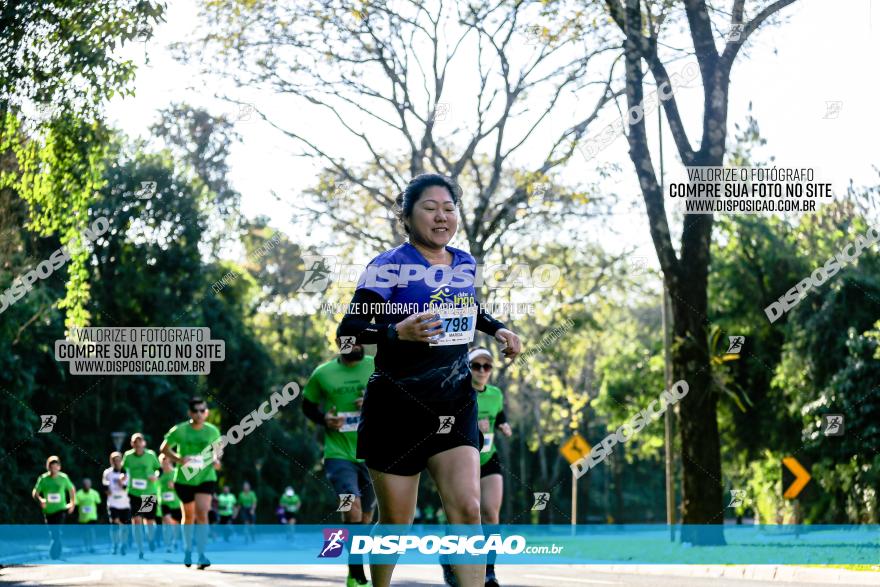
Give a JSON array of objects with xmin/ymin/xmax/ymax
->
[
  {"xmin": 158, "ymin": 453, "xmax": 182, "ymax": 552},
  {"xmin": 472, "ymin": 347, "xmax": 512, "ymax": 587}
]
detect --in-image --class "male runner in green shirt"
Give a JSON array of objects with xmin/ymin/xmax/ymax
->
[
  {"xmin": 237, "ymin": 481, "xmax": 257, "ymax": 543},
  {"xmin": 160, "ymin": 396, "xmax": 223, "ymax": 570},
  {"xmin": 122, "ymin": 433, "xmax": 161, "ymax": 559},
  {"xmin": 32, "ymin": 455, "xmax": 76, "ymax": 559},
  {"xmin": 75, "ymin": 478, "xmax": 101, "ymax": 553},
  {"xmin": 302, "ymin": 329, "xmax": 376, "ymax": 587}
]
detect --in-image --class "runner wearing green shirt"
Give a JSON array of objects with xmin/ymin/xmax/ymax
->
[
  {"xmin": 237, "ymin": 482, "xmax": 257, "ymax": 543},
  {"xmin": 75, "ymin": 478, "xmax": 101, "ymax": 553},
  {"xmin": 160, "ymin": 396, "xmax": 223, "ymax": 570},
  {"xmin": 158, "ymin": 454, "xmax": 182, "ymax": 552},
  {"xmin": 122, "ymin": 433, "xmax": 161, "ymax": 559},
  {"xmin": 278, "ymin": 486, "xmax": 301, "ymax": 523},
  {"xmin": 32, "ymin": 455, "xmax": 76, "ymax": 559},
  {"xmin": 302, "ymin": 331, "xmax": 376, "ymax": 587},
  {"xmin": 277, "ymin": 486, "xmax": 300, "ymax": 543},
  {"xmin": 472, "ymin": 347, "xmax": 513, "ymax": 587},
  {"xmin": 440, "ymin": 347, "xmax": 511, "ymax": 586},
  {"xmin": 217, "ymin": 485, "xmax": 237, "ymax": 542},
  {"xmin": 76, "ymin": 479, "xmax": 101, "ymax": 523}
]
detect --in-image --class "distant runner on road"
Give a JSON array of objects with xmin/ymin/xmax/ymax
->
[{"xmin": 32, "ymin": 455, "xmax": 76, "ymax": 560}]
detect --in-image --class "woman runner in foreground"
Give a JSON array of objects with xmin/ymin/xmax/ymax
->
[{"xmin": 339, "ymin": 173, "xmax": 522, "ymax": 587}]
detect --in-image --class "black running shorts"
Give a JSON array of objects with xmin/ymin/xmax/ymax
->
[
  {"xmin": 108, "ymin": 507, "xmax": 131, "ymax": 523},
  {"xmin": 357, "ymin": 372, "xmax": 482, "ymax": 476},
  {"xmin": 480, "ymin": 452, "xmax": 503, "ymax": 478},
  {"xmin": 164, "ymin": 507, "xmax": 182, "ymax": 522},
  {"xmin": 129, "ymin": 494, "xmax": 159, "ymax": 518},
  {"xmin": 174, "ymin": 480, "xmax": 217, "ymax": 504}
]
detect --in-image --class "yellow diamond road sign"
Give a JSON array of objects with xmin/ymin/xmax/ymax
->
[{"xmin": 560, "ymin": 433, "xmax": 591, "ymax": 465}]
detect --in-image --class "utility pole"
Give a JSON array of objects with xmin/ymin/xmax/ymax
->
[
  {"xmin": 663, "ymin": 286, "xmax": 675, "ymax": 541},
  {"xmin": 659, "ymin": 103, "xmax": 675, "ymax": 543}
]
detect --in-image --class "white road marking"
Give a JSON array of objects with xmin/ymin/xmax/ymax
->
[
  {"xmin": 41, "ymin": 570, "xmax": 104, "ymax": 584},
  {"xmin": 522, "ymin": 574, "xmax": 621, "ymax": 585}
]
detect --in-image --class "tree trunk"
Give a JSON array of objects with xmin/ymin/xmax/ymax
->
[
  {"xmin": 611, "ymin": 0, "xmax": 796, "ymax": 545},
  {"xmin": 670, "ymin": 243, "xmax": 725, "ymax": 544}
]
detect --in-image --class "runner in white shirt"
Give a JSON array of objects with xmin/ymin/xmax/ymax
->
[{"xmin": 102, "ymin": 451, "xmax": 131, "ymax": 555}]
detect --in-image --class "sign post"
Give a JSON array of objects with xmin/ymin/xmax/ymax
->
[
  {"xmin": 560, "ymin": 433, "xmax": 591, "ymax": 526},
  {"xmin": 782, "ymin": 456, "xmax": 811, "ymax": 537},
  {"xmin": 111, "ymin": 431, "xmax": 126, "ymax": 452},
  {"xmin": 782, "ymin": 456, "xmax": 811, "ymax": 500}
]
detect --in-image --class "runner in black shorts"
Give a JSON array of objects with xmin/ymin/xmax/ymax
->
[
  {"xmin": 441, "ymin": 347, "xmax": 512, "ymax": 586},
  {"xmin": 158, "ymin": 454, "xmax": 182, "ymax": 552},
  {"xmin": 121, "ymin": 433, "xmax": 161, "ymax": 560},
  {"xmin": 339, "ymin": 174, "xmax": 522, "ymax": 587},
  {"xmin": 32, "ymin": 455, "xmax": 76, "ymax": 560},
  {"xmin": 103, "ymin": 452, "xmax": 131, "ymax": 555},
  {"xmin": 217, "ymin": 485, "xmax": 236, "ymax": 542},
  {"xmin": 160, "ymin": 396, "xmax": 223, "ymax": 569},
  {"xmin": 303, "ymin": 331, "xmax": 377, "ymax": 586},
  {"xmin": 237, "ymin": 481, "xmax": 257, "ymax": 543},
  {"xmin": 473, "ymin": 347, "xmax": 512, "ymax": 587}
]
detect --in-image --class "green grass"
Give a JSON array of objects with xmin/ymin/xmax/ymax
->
[
  {"xmin": 805, "ymin": 564, "xmax": 880, "ymax": 572},
  {"xmin": 525, "ymin": 530, "xmax": 880, "ymax": 566}
]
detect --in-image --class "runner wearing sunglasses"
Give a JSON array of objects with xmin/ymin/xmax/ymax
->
[
  {"xmin": 442, "ymin": 347, "xmax": 511, "ymax": 587},
  {"xmin": 338, "ymin": 173, "xmax": 522, "ymax": 587},
  {"xmin": 160, "ymin": 396, "xmax": 222, "ymax": 570}
]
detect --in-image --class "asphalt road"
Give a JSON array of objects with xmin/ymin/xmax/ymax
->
[{"xmin": 0, "ymin": 564, "xmax": 855, "ymax": 586}]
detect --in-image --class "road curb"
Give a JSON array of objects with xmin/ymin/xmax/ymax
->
[{"xmin": 598, "ymin": 564, "xmax": 880, "ymax": 584}]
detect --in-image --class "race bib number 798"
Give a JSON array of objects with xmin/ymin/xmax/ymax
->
[{"xmin": 429, "ymin": 306, "xmax": 477, "ymax": 347}]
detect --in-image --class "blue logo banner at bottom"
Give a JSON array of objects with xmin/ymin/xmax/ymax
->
[{"xmin": 1, "ymin": 524, "xmax": 877, "ymax": 565}]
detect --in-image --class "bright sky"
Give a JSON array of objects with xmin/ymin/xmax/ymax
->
[{"xmin": 105, "ymin": 0, "xmax": 880, "ymax": 271}]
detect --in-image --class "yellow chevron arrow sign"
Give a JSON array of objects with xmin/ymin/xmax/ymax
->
[{"xmin": 782, "ymin": 456, "xmax": 812, "ymax": 500}]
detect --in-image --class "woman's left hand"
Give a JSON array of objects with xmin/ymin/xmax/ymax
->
[
  {"xmin": 499, "ymin": 422, "xmax": 512, "ymax": 437},
  {"xmin": 494, "ymin": 328, "xmax": 521, "ymax": 360}
]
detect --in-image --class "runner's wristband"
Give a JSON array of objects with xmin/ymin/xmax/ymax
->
[{"xmin": 386, "ymin": 323, "xmax": 399, "ymax": 341}]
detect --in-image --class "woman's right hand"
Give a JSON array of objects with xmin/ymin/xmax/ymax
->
[{"xmin": 394, "ymin": 312, "xmax": 444, "ymax": 343}]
